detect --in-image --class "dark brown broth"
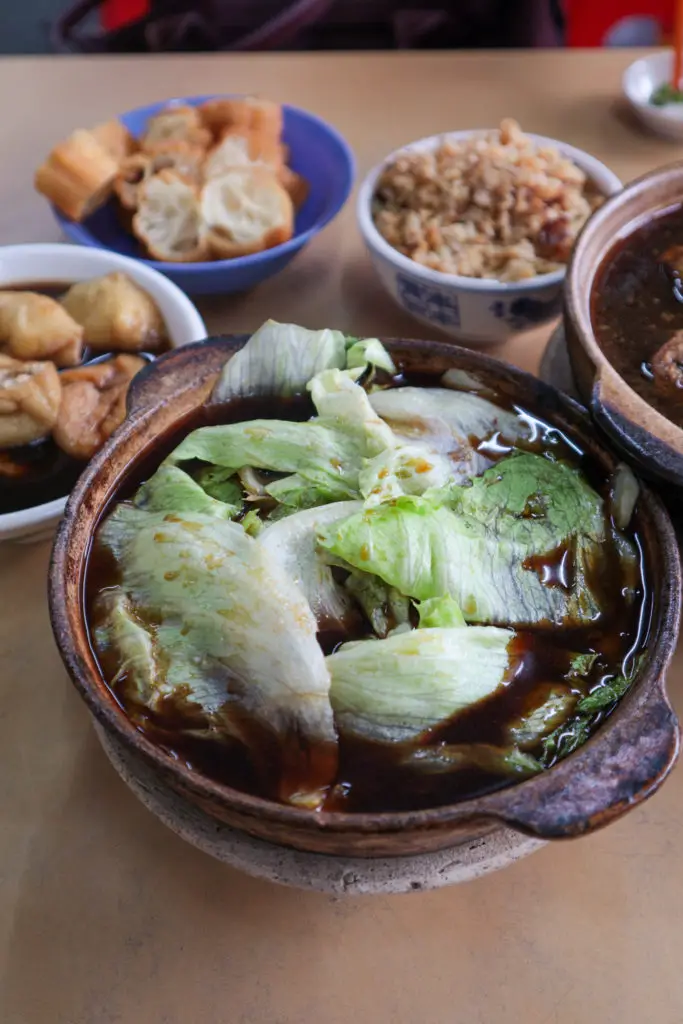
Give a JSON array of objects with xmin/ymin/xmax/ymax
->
[
  {"xmin": 0, "ymin": 281, "xmax": 167, "ymax": 516},
  {"xmin": 592, "ymin": 205, "xmax": 683, "ymax": 426},
  {"xmin": 84, "ymin": 375, "xmax": 649, "ymax": 813}
]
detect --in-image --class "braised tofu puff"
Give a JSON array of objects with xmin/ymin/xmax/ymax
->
[
  {"xmin": 53, "ymin": 354, "xmax": 146, "ymax": 460},
  {"xmin": 0, "ymin": 354, "xmax": 62, "ymax": 448},
  {"xmin": 62, "ymin": 273, "xmax": 167, "ymax": 352},
  {"xmin": 0, "ymin": 292, "xmax": 83, "ymax": 366}
]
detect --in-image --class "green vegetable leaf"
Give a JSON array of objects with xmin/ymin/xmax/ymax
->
[
  {"xmin": 194, "ymin": 465, "xmax": 243, "ymax": 506},
  {"xmin": 401, "ymin": 743, "xmax": 541, "ymax": 779},
  {"xmin": 651, "ymin": 83, "xmax": 683, "ymax": 106},
  {"xmin": 318, "ymin": 453, "xmax": 606, "ymax": 627},
  {"xmin": 416, "ymin": 594, "xmax": 466, "ymax": 629},
  {"xmin": 241, "ymin": 509, "xmax": 263, "ymax": 537},
  {"xmin": 170, "ymin": 368, "xmax": 399, "ymax": 514},
  {"xmin": 368, "ymin": 386, "xmax": 531, "ymax": 474},
  {"xmin": 507, "ymin": 685, "xmax": 577, "ymax": 749},
  {"xmin": 343, "ymin": 570, "xmax": 410, "ymax": 637},
  {"xmin": 539, "ymin": 664, "xmax": 639, "ymax": 767},
  {"xmin": 258, "ymin": 501, "xmax": 362, "ymax": 627},
  {"xmin": 93, "ymin": 590, "xmax": 157, "ymax": 703},
  {"xmin": 95, "ymin": 504, "xmax": 338, "ymax": 804},
  {"xmin": 327, "ymin": 625, "xmax": 514, "ymax": 742},
  {"xmin": 567, "ymin": 652, "xmax": 599, "ymax": 680},
  {"xmin": 576, "ymin": 674, "xmax": 633, "ymax": 714},
  {"xmin": 211, "ymin": 320, "xmax": 347, "ymax": 401},
  {"xmin": 359, "ymin": 443, "xmax": 453, "ymax": 507},
  {"xmin": 307, "ymin": 368, "xmax": 395, "ymax": 455},
  {"xmin": 167, "ymin": 419, "xmax": 363, "ymax": 503},
  {"xmin": 133, "ymin": 464, "xmax": 240, "ymax": 519},
  {"xmin": 345, "ymin": 336, "xmax": 396, "ymax": 375}
]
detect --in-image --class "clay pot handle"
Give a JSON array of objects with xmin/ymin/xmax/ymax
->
[
  {"xmin": 488, "ymin": 684, "xmax": 679, "ymax": 839},
  {"xmin": 127, "ymin": 337, "xmax": 248, "ymax": 418},
  {"xmin": 591, "ymin": 367, "xmax": 683, "ymax": 487}
]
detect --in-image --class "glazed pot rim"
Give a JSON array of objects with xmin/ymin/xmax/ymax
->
[
  {"xmin": 565, "ymin": 160, "xmax": 683, "ymax": 448},
  {"xmin": 49, "ymin": 335, "xmax": 681, "ymax": 841}
]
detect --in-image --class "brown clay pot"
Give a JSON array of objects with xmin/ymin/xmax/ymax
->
[
  {"xmin": 565, "ymin": 161, "xmax": 683, "ymax": 487},
  {"xmin": 48, "ymin": 336, "xmax": 682, "ymax": 857}
]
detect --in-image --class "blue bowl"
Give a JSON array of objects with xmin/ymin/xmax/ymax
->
[{"xmin": 53, "ymin": 96, "xmax": 355, "ymax": 296}]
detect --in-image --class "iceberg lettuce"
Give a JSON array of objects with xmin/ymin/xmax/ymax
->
[
  {"xmin": 359, "ymin": 443, "xmax": 453, "ymax": 507},
  {"xmin": 93, "ymin": 590, "xmax": 157, "ymax": 703},
  {"xmin": 211, "ymin": 320, "xmax": 347, "ymax": 402},
  {"xmin": 401, "ymin": 744, "xmax": 540, "ymax": 778},
  {"xmin": 345, "ymin": 336, "xmax": 396, "ymax": 375},
  {"xmin": 95, "ymin": 504, "xmax": 338, "ymax": 804},
  {"xmin": 210, "ymin": 320, "xmax": 396, "ymax": 403},
  {"xmin": 318, "ymin": 453, "xmax": 606, "ymax": 627},
  {"xmin": 343, "ymin": 570, "xmax": 411, "ymax": 638},
  {"xmin": 327, "ymin": 626, "xmax": 513, "ymax": 742},
  {"xmin": 167, "ymin": 419, "xmax": 364, "ymax": 504},
  {"xmin": 368, "ymin": 386, "xmax": 531, "ymax": 478},
  {"xmin": 258, "ymin": 501, "xmax": 362, "ymax": 628},
  {"xmin": 133, "ymin": 464, "xmax": 241, "ymax": 519},
  {"xmin": 168, "ymin": 365, "xmax": 399, "ymax": 512},
  {"xmin": 307, "ymin": 368, "xmax": 395, "ymax": 455},
  {"xmin": 416, "ymin": 595, "xmax": 466, "ymax": 629}
]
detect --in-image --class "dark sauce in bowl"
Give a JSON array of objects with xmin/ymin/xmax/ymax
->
[
  {"xmin": 0, "ymin": 282, "xmax": 166, "ymax": 517},
  {"xmin": 85, "ymin": 375, "xmax": 650, "ymax": 813},
  {"xmin": 592, "ymin": 204, "xmax": 683, "ymax": 427}
]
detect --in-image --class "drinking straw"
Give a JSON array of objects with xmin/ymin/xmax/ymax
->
[{"xmin": 673, "ymin": 0, "xmax": 683, "ymax": 91}]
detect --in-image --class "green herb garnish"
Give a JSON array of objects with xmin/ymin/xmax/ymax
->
[
  {"xmin": 539, "ymin": 656, "xmax": 643, "ymax": 768},
  {"xmin": 651, "ymin": 83, "xmax": 683, "ymax": 106}
]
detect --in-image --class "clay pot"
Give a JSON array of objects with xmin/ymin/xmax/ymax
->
[
  {"xmin": 49, "ymin": 336, "xmax": 681, "ymax": 858},
  {"xmin": 565, "ymin": 161, "xmax": 683, "ymax": 487}
]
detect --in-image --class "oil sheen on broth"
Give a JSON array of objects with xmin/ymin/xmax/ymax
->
[
  {"xmin": 592, "ymin": 205, "xmax": 683, "ymax": 426},
  {"xmin": 85, "ymin": 375, "xmax": 649, "ymax": 814}
]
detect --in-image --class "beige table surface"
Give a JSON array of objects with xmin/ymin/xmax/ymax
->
[{"xmin": 2, "ymin": 48, "xmax": 683, "ymax": 1024}]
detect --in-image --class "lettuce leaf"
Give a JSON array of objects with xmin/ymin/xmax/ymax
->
[
  {"xmin": 93, "ymin": 590, "xmax": 157, "ymax": 703},
  {"xmin": 507, "ymin": 685, "xmax": 577, "ymax": 749},
  {"xmin": 211, "ymin": 320, "xmax": 347, "ymax": 402},
  {"xmin": 359, "ymin": 443, "xmax": 453, "ymax": 507},
  {"xmin": 343, "ymin": 570, "xmax": 411, "ymax": 638},
  {"xmin": 95, "ymin": 505, "xmax": 338, "ymax": 804},
  {"xmin": 133, "ymin": 464, "xmax": 241, "ymax": 519},
  {"xmin": 416, "ymin": 595, "xmax": 466, "ymax": 629},
  {"xmin": 194, "ymin": 465, "xmax": 243, "ymax": 506},
  {"xmin": 318, "ymin": 453, "xmax": 606, "ymax": 627},
  {"xmin": 210, "ymin": 320, "xmax": 396, "ymax": 403},
  {"xmin": 258, "ymin": 501, "xmax": 362, "ymax": 628},
  {"xmin": 307, "ymin": 368, "xmax": 395, "ymax": 455},
  {"xmin": 401, "ymin": 744, "xmax": 541, "ymax": 778},
  {"xmin": 167, "ymin": 419, "xmax": 363, "ymax": 503},
  {"xmin": 169, "ymin": 367, "xmax": 399, "ymax": 512},
  {"xmin": 449, "ymin": 452, "xmax": 605, "ymax": 544},
  {"xmin": 345, "ymin": 336, "xmax": 396, "ymax": 375},
  {"xmin": 327, "ymin": 625, "xmax": 513, "ymax": 742},
  {"xmin": 368, "ymin": 386, "xmax": 531, "ymax": 477}
]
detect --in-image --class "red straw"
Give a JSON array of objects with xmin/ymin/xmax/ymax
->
[{"xmin": 673, "ymin": 0, "xmax": 683, "ymax": 91}]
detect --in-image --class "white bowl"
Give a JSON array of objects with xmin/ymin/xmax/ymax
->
[
  {"xmin": 0, "ymin": 243, "xmax": 206, "ymax": 545},
  {"xmin": 357, "ymin": 131, "xmax": 622, "ymax": 344},
  {"xmin": 622, "ymin": 50, "xmax": 683, "ymax": 141}
]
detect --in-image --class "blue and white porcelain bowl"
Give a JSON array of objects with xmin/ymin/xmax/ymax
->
[{"xmin": 357, "ymin": 130, "xmax": 622, "ymax": 344}]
